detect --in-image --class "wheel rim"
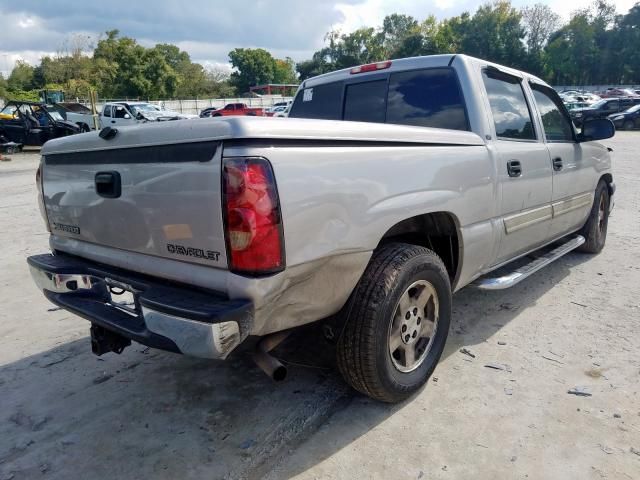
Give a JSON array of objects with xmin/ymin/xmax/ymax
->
[
  {"xmin": 388, "ymin": 280, "xmax": 439, "ymax": 373},
  {"xmin": 597, "ymin": 192, "xmax": 606, "ymax": 235}
]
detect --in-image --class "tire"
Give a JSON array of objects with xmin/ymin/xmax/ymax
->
[
  {"xmin": 80, "ymin": 123, "xmax": 90, "ymax": 133},
  {"xmin": 337, "ymin": 243, "xmax": 451, "ymax": 403},
  {"xmin": 577, "ymin": 180, "xmax": 610, "ymax": 254},
  {"xmin": 623, "ymin": 120, "xmax": 635, "ymax": 131}
]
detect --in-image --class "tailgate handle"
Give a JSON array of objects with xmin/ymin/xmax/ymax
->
[{"xmin": 95, "ymin": 171, "xmax": 121, "ymax": 198}]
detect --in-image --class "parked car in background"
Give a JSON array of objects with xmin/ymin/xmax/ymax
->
[
  {"xmin": 203, "ymin": 103, "xmax": 265, "ymax": 117},
  {"xmin": 265, "ymin": 101, "xmax": 292, "ymax": 116},
  {"xmin": 48, "ymin": 102, "xmax": 95, "ymax": 132},
  {"xmin": 0, "ymin": 100, "xmax": 80, "ymax": 146},
  {"xmin": 269, "ymin": 105, "xmax": 288, "ymax": 117},
  {"xmin": 29, "ymin": 54, "xmax": 615, "ymax": 403},
  {"xmin": 565, "ymin": 102, "xmax": 591, "ymax": 111},
  {"xmin": 99, "ymin": 102, "xmax": 196, "ymax": 128},
  {"xmin": 608, "ymin": 104, "xmax": 640, "ymax": 130},
  {"xmin": 200, "ymin": 107, "xmax": 217, "ymax": 117},
  {"xmin": 571, "ymin": 97, "xmax": 640, "ymax": 127},
  {"xmin": 599, "ymin": 87, "xmax": 639, "ymax": 98}
]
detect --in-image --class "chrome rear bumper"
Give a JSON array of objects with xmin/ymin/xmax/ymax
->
[{"xmin": 28, "ymin": 254, "xmax": 253, "ymax": 360}]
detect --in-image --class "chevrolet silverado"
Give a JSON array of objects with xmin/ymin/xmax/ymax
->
[{"xmin": 27, "ymin": 54, "xmax": 615, "ymax": 402}]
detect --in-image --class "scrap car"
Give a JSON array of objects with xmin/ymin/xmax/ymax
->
[
  {"xmin": 0, "ymin": 100, "xmax": 81, "ymax": 146},
  {"xmin": 99, "ymin": 102, "xmax": 197, "ymax": 128}
]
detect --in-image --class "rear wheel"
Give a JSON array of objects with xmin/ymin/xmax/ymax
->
[
  {"xmin": 337, "ymin": 243, "xmax": 451, "ymax": 403},
  {"xmin": 577, "ymin": 180, "xmax": 610, "ymax": 254},
  {"xmin": 623, "ymin": 120, "xmax": 635, "ymax": 131}
]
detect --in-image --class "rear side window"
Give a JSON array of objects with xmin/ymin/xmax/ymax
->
[
  {"xmin": 289, "ymin": 81, "xmax": 343, "ymax": 120},
  {"xmin": 482, "ymin": 69, "xmax": 535, "ymax": 140},
  {"xmin": 344, "ymin": 80, "xmax": 386, "ymax": 123},
  {"xmin": 289, "ymin": 67, "xmax": 469, "ymax": 131},
  {"xmin": 386, "ymin": 68, "xmax": 468, "ymax": 130},
  {"xmin": 103, "ymin": 106, "xmax": 111, "ymax": 117}
]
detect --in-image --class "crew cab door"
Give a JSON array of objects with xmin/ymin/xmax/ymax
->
[
  {"xmin": 529, "ymin": 83, "xmax": 596, "ymax": 238},
  {"xmin": 481, "ymin": 68, "xmax": 553, "ymax": 264}
]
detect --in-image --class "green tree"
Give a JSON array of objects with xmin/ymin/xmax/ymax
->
[
  {"xmin": 461, "ymin": 1, "xmax": 527, "ymax": 68},
  {"xmin": 273, "ymin": 57, "xmax": 297, "ymax": 84},
  {"xmin": 7, "ymin": 60, "xmax": 36, "ymax": 91},
  {"xmin": 229, "ymin": 48, "xmax": 277, "ymax": 93},
  {"xmin": 616, "ymin": 3, "xmax": 640, "ymax": 83},
  {"xmin": 381, "ymin": 14, "xmax": 419, "ymax": 56},
  {"xmin": 521, "ymin": 3, "xmax": 561, "ymax": 75},
  {"xmin": 0, "ymin": 73, "xmax": 7, "ymax": 99}
]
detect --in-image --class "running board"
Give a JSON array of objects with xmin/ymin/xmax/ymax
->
[{"xmin": 474, "ymin": 235, "xmax": 585, "ymax": 290}]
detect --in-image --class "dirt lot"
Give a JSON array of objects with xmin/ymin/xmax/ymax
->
[{"xmin": 1, "ymin": 135, "xmax": 639, "ymax": 480}]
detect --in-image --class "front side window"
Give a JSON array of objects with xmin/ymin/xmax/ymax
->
[
  {"xmin": 386, "ymin": 68, "xmax": 468, "ymax": 130},
  {"xmin": 482, "ymin": 69, "xmax": 535, "ymax": 140},
  {"xmin": 114, "ymin": 106, "xmax": 129, "ymax": 119},
  {"xmin": 344, "ymin": 80, "xmax": 387, "ymax": 123},
  {"xmin": 531, "ymin": 84, "xmax": 574, "ymax": 142}
]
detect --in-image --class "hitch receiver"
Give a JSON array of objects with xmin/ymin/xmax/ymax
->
[{"xmin": 90, "ymin": 324, "xmax": 131, "ymax": 356}]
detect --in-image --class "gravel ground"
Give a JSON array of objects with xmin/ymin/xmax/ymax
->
[{"xmin": 1, "ymin": 134, "xmax": 639, "ymax": 480}]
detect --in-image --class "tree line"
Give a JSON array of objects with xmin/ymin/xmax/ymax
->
[
  {"xmin": 0, "ymin": 30, "xmax": 297, "ymax": 101},
  {"xmin": 297, "ymin": 0, "xmax": 640, "ymax": 86},
  {"xmin": 1, "ymin": 0, "xmax": 639, "ymax": 102}
]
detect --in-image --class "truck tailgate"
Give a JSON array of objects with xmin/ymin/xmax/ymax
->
[{"xmin": 41, "ymin": 126, "xmax": 228, "ymax": 270}]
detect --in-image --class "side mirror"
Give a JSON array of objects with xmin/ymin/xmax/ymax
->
[
  {"xmin": 124, "ymin": 113, "xmax": 131, "ymax": 119},
  {"xmin": 578, "ymin": 118, "xmax": 615, "ymax": 142}
]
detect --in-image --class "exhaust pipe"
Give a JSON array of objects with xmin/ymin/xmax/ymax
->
[{"xmin": 252, "ymin": 331, "xmax": 290, "ymax": 381}]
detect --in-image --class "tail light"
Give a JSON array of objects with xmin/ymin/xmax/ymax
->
[
  {"xmin": 222, "ymin": 157, "xmax": 284, "ymax": 275},
  {"xmin": 36, "ymin": 161, "xmax": 50, "ymax": 232}
]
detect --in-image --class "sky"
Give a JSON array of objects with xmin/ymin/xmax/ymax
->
[{"xmin": 0, "ymin": 0, "xmax": 637, "ymax": 77}]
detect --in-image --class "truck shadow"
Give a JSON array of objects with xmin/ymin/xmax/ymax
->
[{"xmin": 0, "ymin": 252, "xmax": 591, "ymax": 480}]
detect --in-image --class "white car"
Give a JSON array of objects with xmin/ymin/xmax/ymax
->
[
  {"xmin": 271, "ymin": 105, "xmax": 289, "ymax": 117},
  {"xmin": 99, "ymin": 102, "xmax": 197, "ymax": 128}
]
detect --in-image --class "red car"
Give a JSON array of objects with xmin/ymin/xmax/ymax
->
[{"xmin": 201, "ymin": 103, "xmax": 264, "ymax": 117}]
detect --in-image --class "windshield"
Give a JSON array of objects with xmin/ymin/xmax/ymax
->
[
  {"xmin": 0, "ymin": 105, "xmax": 18, "ymax": 116},
  {"xmin": 48, "ymin": 110, "xmax": 64, "ymax": 121}
]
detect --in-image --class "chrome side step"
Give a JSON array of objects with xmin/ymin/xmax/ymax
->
[{"xmin": 474, "ymin": 235, "xmax": 585, "ymax": 290}]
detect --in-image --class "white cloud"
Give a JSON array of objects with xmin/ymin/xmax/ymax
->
[{"xmin": 0, "ymin": 0, "xmax": 637, "ymax": 79}]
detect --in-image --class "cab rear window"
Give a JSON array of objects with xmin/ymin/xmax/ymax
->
[{"xmin": 289, "ymin": 67, "xmax": 469, "ymax": 131}]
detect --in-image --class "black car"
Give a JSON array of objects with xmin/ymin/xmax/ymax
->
[
  {"xmin": 570, "ymin": 97, "xmax": 640, "ymax": 128},
  {"xmin": 0, "ymin": 101, "xmax": 81, "ymax": 146},
  {"xmin": 608, "ymin": 104, "xmax": 640, "ymax": 130}
]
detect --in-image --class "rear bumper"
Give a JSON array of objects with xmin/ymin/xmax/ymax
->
[{"xmin": 27, "ymin": 253, "xmax": 253, "ymax": 359}]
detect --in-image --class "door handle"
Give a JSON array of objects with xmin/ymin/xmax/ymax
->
[
  {"xmin": 95, "ymin": 171, "xmax": 121, "ymax": 198},
  {"xmin": 552, "ymin": 157, "xmax": 563, "ymax": 171},
  {"xmin": 507, "ymin": 160, "xmax": 522, "ymax": 177},
  {"xmin": 111, "ymin": 120, "xmax": 116, "ymax": 124}
]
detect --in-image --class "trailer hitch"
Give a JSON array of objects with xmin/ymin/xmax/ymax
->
[{"xmin": 90, "ymin": 324, "xmax": 131, "ymax": 356}]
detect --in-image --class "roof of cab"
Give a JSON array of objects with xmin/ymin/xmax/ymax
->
[{"xmin": 300, "ymin": 53, "xmax": 551, "ymax": 90}]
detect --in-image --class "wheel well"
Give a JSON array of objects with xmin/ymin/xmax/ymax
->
[{"xmin": 378, "ymin": 212, "xmax": 461, "ymax": 284}]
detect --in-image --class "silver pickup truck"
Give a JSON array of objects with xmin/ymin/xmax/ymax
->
[{"xmin": 28, "ymin": 54, "xmax": 615, "ymax": 403}]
